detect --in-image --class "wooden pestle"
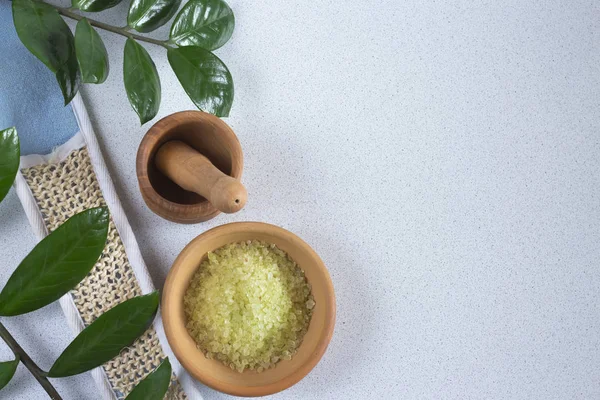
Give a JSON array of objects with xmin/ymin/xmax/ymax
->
[{"xmin": 155, "ymin": 141, "xmax": 247, "ymax": 214}]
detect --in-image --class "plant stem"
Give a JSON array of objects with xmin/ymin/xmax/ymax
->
[
  {"xmin": 0, "ymin": 322, "xmax": 63, "ymax": 400},
  {"xmin": 47, "ymin": 3, "xmax": 172, "ymax": 49}
]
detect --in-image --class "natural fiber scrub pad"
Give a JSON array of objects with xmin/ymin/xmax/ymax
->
[{"xmin": 12, "ymin": 95, "xmax": 200, "ymax": 400}]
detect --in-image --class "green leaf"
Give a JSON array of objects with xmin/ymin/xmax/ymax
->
[
  {"xmin": 48, "ymin": 292, "xmax": 160, "ymax": 377},
  {"xmin": 123, "ymin": 39, "xmax": 161, "ymax": 125},
  {"xmin": 0, "ymin": 207, "xmax": 109, "ymax": 316},
  {"xmin": 170, "ymin": 0, "xmax": 234, "ymax": 51},
  {"xmin": 125, "ymin": 358, "xmax": 172, "ymax": 400},
  {"xmin": 128, "ymin": 0, "xmax": 182, "ymax": 33},
  {"xmin": 75, "ymin": 19, "xmax": 109, "ymax": 84},
  {"xmin": 167, "ymin": 46, "xmax": 233, "ymax": 117},
  {"xmin": 55, "ymin": 49, "xmax": 80, "ymax": 104},
  {"xmin": 72, "ymin": 0, "xmax": 123, "ymax": 12},
  {"xmin": 0, "ymin": 357, "xmax": 19, "ymax": 390},
  {"xmin": 12, "ymin": 0, "xmax": 80, "ymax": 104},
  {"xmin": 0, "ymin": 128, "xmax": 20, "ymax": 204}
]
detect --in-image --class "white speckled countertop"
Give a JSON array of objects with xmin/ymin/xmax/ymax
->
[{"xmin": 1, "ymin": 0, "xmax": 600, "ymax": 399}]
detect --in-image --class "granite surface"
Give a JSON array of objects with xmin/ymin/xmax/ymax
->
[{"xmin": 1, "ymin": 0, "xmax": 599, "ymax": 399}]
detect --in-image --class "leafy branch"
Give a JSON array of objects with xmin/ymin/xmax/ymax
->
[
  {"xmin": 0, "ymin": 127, "xmax": 172, "ymax": 399},
  {"xmin": 12, "ymin": 0, "xmax": 236, "ymax": 124},
  {"xmin": 0, "ymin": 322, "xmax": 60, "ymax": 399},
  {"xmin": 53, "ymin": 5, "xmax": 172, "ymax": 49}
]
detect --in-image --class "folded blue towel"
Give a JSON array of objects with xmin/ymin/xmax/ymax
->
[{"xmin": 0, "ymin": 2, "xmax": 79, "ymax": 156}]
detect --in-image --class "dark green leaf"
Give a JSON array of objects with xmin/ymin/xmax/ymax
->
[
  {"xmin": 75, "ymin": 19, "xmax": 109, "ymax": 84},
  {"xmin": 123, "ymin": 39, "xmax": 161, "ymax": 125},
  {"xmin": 72, "ymin": 0, "xmax": 122, "ymax": 12},
  {"xmin": 12, "ymin": 0, "xmax": 68, "ymax": 68},
  {"xmin": 0, "ymin": 128, "xmax": 20, "ymax": 204},
  {"xmin": 167, "ymin": 46, "xmax": 233, "ymax": 117},
  {"xmin": 55, "ymin": 43, "xmax": 81, "ymax": 103},
  {"xmin": 0, "ymin": 357, "xmax": 19, "ymax": 390},
  {"xmin": 125, "ymin": 358, "xmax": 171, "ymax": 400},
  {"xmin": 170, "ymin": 0, "xmax": 234, "ymax": 51},
  {"xmin": 12, "ymin": 0, "xmax": 80, "ymax": 104},
  {"xmin": 0, "ymin": 207, "xmax": 109, "ymax": 316},
  {"xmin": 128, "ymin": 0, "xmax": 181, "ymax": 33},
  {"xmin": 48, "ymin": 292, "xmax": 160, "ymax": 377}
]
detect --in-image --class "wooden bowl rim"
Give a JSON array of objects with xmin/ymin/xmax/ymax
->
[
  {"xmin": 136, "ymin": 110, "xmax": 243, "ymax": 223},
  {"xmin": 162, "ymin": 222, "xmax": 336, "ymax": 397}
]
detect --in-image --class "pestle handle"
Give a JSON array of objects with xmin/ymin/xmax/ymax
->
[{"xmin": 155, "ymin": 140, "xmax": 247, "ymax": 214}]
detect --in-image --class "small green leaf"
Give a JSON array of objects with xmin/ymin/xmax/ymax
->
[
  {"xmin": 0, "ymin": 207, "xmax": 109, "ymax": 316},
  {"xmin": 125, "ymin": 358, "xmax": 171, "ymax": 400},
  {"xmin": 123, "ymin": 39, "xmax": 161, "ymax": 125},
  {"xmin": 167, "ymin": 46, "xmax": 233, "ymax": 117},
  {"xmin": 170, "ymin": 0, "xmax": 235, "ymax": 51},
  {"xmin": 0, "ymin": 357, "xmax": 19, "ymax": 390},
  {"xmin": 128, "ymin": 0, "xmax": 182, "ymax": 33},
  {"xmin": 0, "ymin": 128, "xmax": 20, "ymax": 204},
  {"xmin": 48, "ymin": 292, "xmax": 160, "ymax": 377},
  {"xmin": 75, "ymin": 19, "xmax": 109, "ymax": 84},
  {"xmin": 12, "ymin": 0, "xmax": 80, "ymax": 104},
  {"xmin": 72, "ymin": 0, "xmax": 123, "ymax": 12}
]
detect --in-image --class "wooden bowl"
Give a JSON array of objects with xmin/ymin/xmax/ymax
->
[
  {"xmin": 162, "ymin": 222, "xmax": 336, "ymax": 396},
  {"xmin": 136, "ymin": 111, "xmax": 243, "ymax": 223}
]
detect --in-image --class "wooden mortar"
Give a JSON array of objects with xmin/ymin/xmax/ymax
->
[{"xmin": 136, "ymin": 111, "xmax": 246, "ymax": 223}]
